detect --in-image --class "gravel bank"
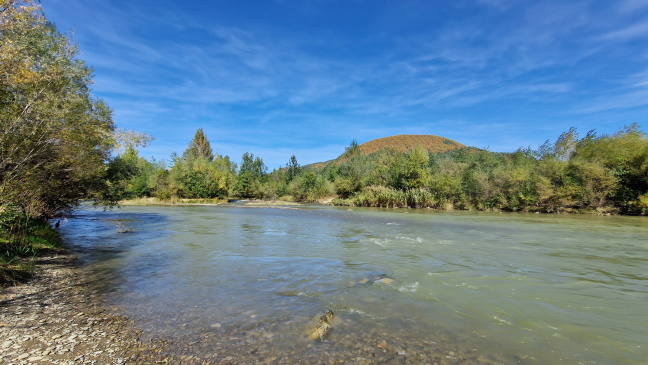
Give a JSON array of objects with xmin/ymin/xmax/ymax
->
[{"xmin": 0, "ymin": 252, "xmax": 171, "ymax": 364}]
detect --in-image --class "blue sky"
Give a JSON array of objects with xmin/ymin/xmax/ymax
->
[{"xmin": 41, "ymin": 0, "xmax": 648, "ymax": 169}]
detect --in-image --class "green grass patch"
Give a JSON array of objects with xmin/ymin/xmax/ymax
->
[{"xmin": 1, "ymin": 212, "xmax": 62, "ymax": 287}]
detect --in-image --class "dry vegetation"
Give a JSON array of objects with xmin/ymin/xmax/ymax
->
[
  {"xmin": 306, "ymin": 135, "xmax": 471, "ymax": 170},
  {"xmin": 357, "ymin": 134, "xmax": 466, "ymax": 155}
]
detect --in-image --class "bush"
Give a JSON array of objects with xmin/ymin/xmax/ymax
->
[{"xmin": 288, "ymin": 171, "xmax": 334, "ymax": 202}]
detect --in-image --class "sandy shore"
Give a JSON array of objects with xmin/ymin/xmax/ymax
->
[{"xmin": 0, "ymin": 251, "xmax": 173, "ymax": 364}]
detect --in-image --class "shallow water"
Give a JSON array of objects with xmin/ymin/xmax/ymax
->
[{"xmin": 61, "ymin": 204, "xmax": 648, "ymax": 364}]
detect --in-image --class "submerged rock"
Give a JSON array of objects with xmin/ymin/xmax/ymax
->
[
  {"xmin": 377, "ymin": 277, "xmax": 395, "ymax": 286},
  {"xmin": 354, "ymin": 274, "xmax": 398, "ymax": 287},
  {"xmin": 309, "ymin": 310, "xmax": 334, "ymax": 341}
]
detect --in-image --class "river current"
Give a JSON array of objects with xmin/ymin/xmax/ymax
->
[{"xmin": 60, "ymin": 204, "xmax": 647, "ymax": 364}]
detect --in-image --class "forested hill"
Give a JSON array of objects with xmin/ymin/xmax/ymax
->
[
  {"xmin": 357, "ymin": 134, "xmax": 467, "ymax": 154},
  {"xmin": 306, "ymin": 134, "xmax": 472, "ymax": 170}
]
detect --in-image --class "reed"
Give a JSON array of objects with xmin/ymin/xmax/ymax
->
[{"xmin": 349, "ymin": 186, "xmax": 440, "ymax": 208}]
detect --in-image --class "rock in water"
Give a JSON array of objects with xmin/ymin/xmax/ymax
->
[{"xmin": 310, "ymin": 310, "xmax": 334, "ymax": 340}]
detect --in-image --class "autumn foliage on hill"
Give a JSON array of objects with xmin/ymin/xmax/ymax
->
[{"xmin": 357, "ymin": 135, "xmax": 466, "ymax": 155}]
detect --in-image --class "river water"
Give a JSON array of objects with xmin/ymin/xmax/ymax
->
[{"xmin": 60, "ymin": 204, "xmax": 647, "ymax": 364}]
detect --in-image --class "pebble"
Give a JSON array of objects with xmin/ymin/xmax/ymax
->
[{"xmin": 0, "ymin": 253, "xmax": 168, "ymax": 364}]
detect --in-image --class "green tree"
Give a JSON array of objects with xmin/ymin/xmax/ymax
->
[
  {"xmin": 333, "ymin": 139, "xmax": 368, "ymax": 197},
  {"xmin": 100, "ymin": 130, "xmax": 154, "ymax": 202},
  {"xmin": 236, "ymin": 152, "xmax": 267, "ymax": 198},
  {"xmin": 572, "ymin": 124, "xmax": 647, "ymax": 212},
  {"xmin": 285, "ymin": 155, "xmax": 301, "ymax": 183},
  {"xmin": 403, "ymin": 145, "xmax": 431, "ymax": 189},
  {"xmin": 343, "ymin": 139, "xmax": 361, "ymax": 158},
  {"xmin": 165, "ymin": 134, "xmax": 236, "ymax": 199},
  {"xmin": 184, "ymin": 128, "xmax": 214, "ymax": 161},
  {"xmin": 1, "ymin": 0, "xmax": 115, "ymax": 218},
  {"xmin": 288, "ymin": 170, "xmax": 334, "ymax": 202}
]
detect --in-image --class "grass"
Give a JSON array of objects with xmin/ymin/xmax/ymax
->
[
  {"xmin": 1, "ymin": 218, "xmax": 62, "ymax": 287},
  {"xmin": 339, "ymin": 186, "xmax": 442, "ymax": 209}
]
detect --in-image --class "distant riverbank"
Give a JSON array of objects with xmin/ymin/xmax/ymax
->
[
  {"xmin": 120, "ymin": 197, "xmax": 303, "ymax": 206},
  {"xmin": 119, "ymin": 196, "xmax": 626, "ymax": 216}
]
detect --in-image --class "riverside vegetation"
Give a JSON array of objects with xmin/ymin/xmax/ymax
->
[
  {"xmin": 1, "ymin": 0, "xmax": 113, "ymax": 284},
  {"xmin": 111, "ymin": 125, "xmax": 648, "ymax": 217},
  {"xmin": 2, "ymin": 0, "xmax": 648, "ymax": 283},
  {"xmin": 1, "ymin": 0, "xmax": 152, "ymax": 283}
]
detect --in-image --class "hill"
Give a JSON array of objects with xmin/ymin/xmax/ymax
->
[
  {"xmin": 305, "ymin": 134, "xmax": 471, "ymax": 170},
  {"xmin": 357, "ymin": 134, "xmax": 466, "ymax": 155}
]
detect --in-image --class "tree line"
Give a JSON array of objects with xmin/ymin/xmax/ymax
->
[
  {"xmin": 110, "ymin": 125, "xmax": 648, "ymax": 215},
  {"xmin": 328, "ymin": 125, "xmax": 648, "ymax": 215}
]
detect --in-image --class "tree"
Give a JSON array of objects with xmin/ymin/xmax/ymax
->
[
  {"xmin": 165, "ymin": 132, "xmax": 235, "ymax": 199},
  {"xmin": 184, "ymin": 128, "xmax": 214, "ymax": 161},
  {"xmin": 113, "ymin": 128, "xmax": 153, "ymax": 153},
  {"xmin": 538, "ymin": 127, "xmax": 579, "ymax": 161},
  {"xmin": 403, "ymin": 145, "xmax": 431, "ymax": 189},
  {"xmin": 288, "ymin": 170, "xmax": 334, "ymax": 202},
  {"xmin": 285, "ymin": 155, "xmax": 301, "ymax": 183},
  {"xmin": 1, "ymin": 0, "xmax": 115, "ymax": 218},
  {"xmin": 343, "ymin": 139, "xmax": 361, "ymax": 158},
  {"xmin": 572, "ymin": 124, "xmax": 648, "ymax": 212},
  {"xmin": 236, "ymin": 152, "xmax": 267, "ymax": 198}
]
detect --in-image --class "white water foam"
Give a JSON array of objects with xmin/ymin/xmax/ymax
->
[{"xmin": 398, "ymin": 282, "xmax": 420, "ymax": 292}]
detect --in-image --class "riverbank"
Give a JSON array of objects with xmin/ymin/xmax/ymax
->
[
  {"xmin": 120, "ymin": 196, "xmax": 625, "ymax": 216},
  {"xmin": 0, "ymin": 251, "xmax": 173, "ymax": 364},
  {"xmin": 120, "ymin": 197, "xmax": 304, "ymax": 206}
]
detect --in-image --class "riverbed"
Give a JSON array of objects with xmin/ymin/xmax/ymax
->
[{"xmin": 59, "ymin": 204, "xmax": 648, "ymax": 364}]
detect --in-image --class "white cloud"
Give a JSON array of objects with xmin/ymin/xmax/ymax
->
[
  {"xmin": 602, "ymin": 20, "xmax": 648, "ymax": 40},
  {"xmin": 618, "ymin": 0, "xmax": 648, "ymax": 13}
]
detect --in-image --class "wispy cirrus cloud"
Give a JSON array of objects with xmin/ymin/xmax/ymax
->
[{"xmin": 41, "ymin": 0, "xmax": 648, "ymax": 167}]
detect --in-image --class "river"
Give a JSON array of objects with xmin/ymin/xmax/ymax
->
[{"xmin": 60, "ymin": 203, "xmax": 647, "ymax": 364}]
